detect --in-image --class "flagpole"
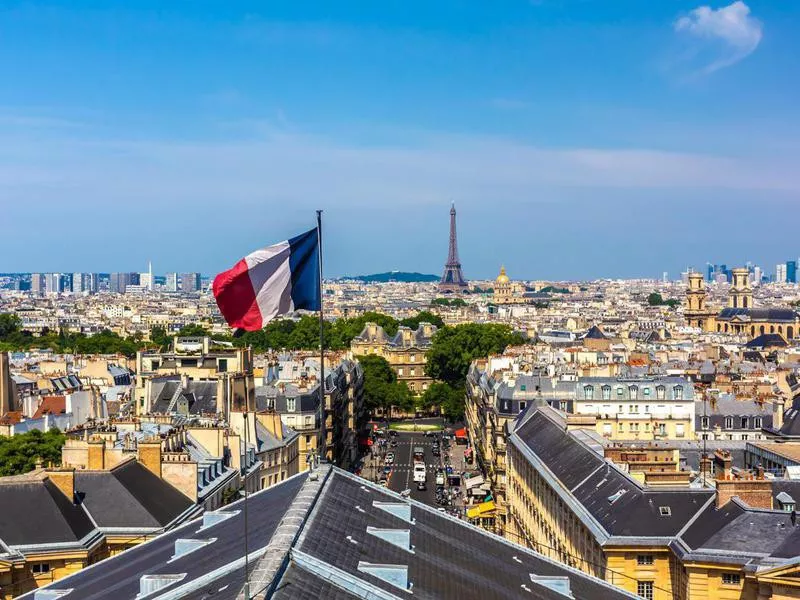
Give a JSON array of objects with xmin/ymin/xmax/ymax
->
[{"xmin": 317, "ymin": 210, "xmax": 326, "ymax": 465}]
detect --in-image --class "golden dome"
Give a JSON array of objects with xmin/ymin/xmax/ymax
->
[{"xmin": 496, "ymin": 265, "xmax": 510, "ymax": 284}]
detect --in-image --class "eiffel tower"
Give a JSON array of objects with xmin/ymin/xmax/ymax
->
[{"xmin": 438, "ymin": 203, "xmax": 468, "ymax": 293}]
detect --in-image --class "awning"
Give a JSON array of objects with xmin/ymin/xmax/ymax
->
[
  {"xmin": 455, "ymin": 428, "xmax": 467, "ymax": 439},
  {"xmin": 466, "ymin": 501, "xmax": 496, "ymax": 519}
]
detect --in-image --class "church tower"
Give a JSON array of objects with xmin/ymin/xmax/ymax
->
[
  {"xmin": 685, "ymin": 272, "xmax": 710, "ymax": 329},
  {"xmin": 728, "ymin": 268, "xmax": 752, "ymax": 309}
]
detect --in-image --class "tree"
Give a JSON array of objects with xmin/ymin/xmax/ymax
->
[
  {"xmin": 647, "ymin": 292, "xmax": 680, "ymax": 308},
  {"xmin": 425, "ymin": 323, "xmax": 527, "ymax": 386},
  {"xmin": 400, "ymin": 310, "xmax": 444, "ymax": 330},
  {"xmin": 149, "ymin": 326, "xmax": 172, "ymax": 350},
  {"xmin": 177, "ymin": 324, "xmax": 210, "ymax": 337},
  {"xmin": 0, "ymin": 429, "xmax": 66, "ymax": 476},
  {"xmin": 421, "ymin": 382, "xmax": 464, "ymax": 422},
  {"xmin": 0, "ymin": 313, "xmax": 21, "ymax": 339}
]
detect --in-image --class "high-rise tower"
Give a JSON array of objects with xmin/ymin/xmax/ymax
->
[{"xmin": 438, "ymin": 203, "xmax": 468, "ymax": 293}]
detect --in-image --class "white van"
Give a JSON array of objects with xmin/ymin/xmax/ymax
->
[{"xmin": 413, "ymin": 463, "xmax": 427, "ymax": 483}]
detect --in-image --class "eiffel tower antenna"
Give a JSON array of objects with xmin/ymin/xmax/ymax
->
[{"xmin": 438, "ymin": 202, "xmax": 468, "ymax": 293}]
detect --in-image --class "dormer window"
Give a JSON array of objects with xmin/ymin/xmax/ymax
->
[
  {"xmin": 629, "ymin": 385, "xmax": 638, "ymax": 400},
  {"xmin": 701, "ymin": 416, "xmax": 709, "ymax": 430},
  {"xmin": 656, "ymin": 385, "xmax": 666, "ymax": 400},
  {"xmin": 754, "ymin": 417, "xmax": 762, "ymax": 429},
  {"xmin": 673, "ymin": 386, "xmax": 683, "ymax": 401},
  {"xmin": 584, "ymin": 385, "xmax": 594, "ymax": 400},
  {"xmin": 602, "ymin": 385, "xmax": 611, "ymax": 400},
  {"xmin": 287, "ymin": 398, "xmax": 296, "ymax": 412},
  {"xmin": 724, "ymin": 416, "xmax": 733, "ymax": 429}
]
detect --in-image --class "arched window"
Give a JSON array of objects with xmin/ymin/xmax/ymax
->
[
  {"xmin": 629, "ymin": 385, "xmax": 638, "ymax": 400},
  {"xmin": 602, "ymin": 385, "xmax": 611, "ymax": 400},
  {"xmin": 724, "ymin": 416, "xmax": 733, "ymax": 429},
  {"xmin": 724, "ymin": 324, "xmax": 729, "ymax": 332},
  {"xmin": 741, "ymin": 417, "xmax": 748, "ymax": 429},
  {"xmin": 656, "ymin": 385, "xmax": 666, "ymax": 400},
  {"xmin": 584, "ymin": 385, "xmax": 594, "ymax": 400},
  {"xmin": 754, "ymin": 417, "xmax": 762, "ymax": 429},
  {"xmin": 771, "ymin": 325, "xmax": 775, "ymax": 333},
  {"xmin": 789, "ymin": 326, "xmax": 795, "ymax": 339},
  {"xmin": 751, "ymin": 326, "xmax": 756, "ymax": 336},
  {"xmin": 760, "ymin": 325, "xmax": 765, "ymax": 335},
  {"xmin": 673, "ymin": 386, "xmax": 684, "ymax": 400}
]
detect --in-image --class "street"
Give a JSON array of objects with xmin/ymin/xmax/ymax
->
[{"xmin": 386, "ymin": 431, "xmax": 439, "ymax": 505}]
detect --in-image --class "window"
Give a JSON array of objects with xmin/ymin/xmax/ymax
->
[
  {"xmin": 701, "ymin": 416, "xmax": 710, "ymax": 430},
  {"xmin": 618, "ymin": 423, "xmax": 624, "ymax": 432},
  {"xmin": 676, "ymin": 423, "xmax": 685, "ymax": 438},
  {"xmin": 32, "ymin": 563, "xmax": 50, "ymax": 574},
  {"xmin": 584, "ymin": 385, "xmax": 594, "ymax": 400},
  {"xmin": 656, "ymin": 386, "xmax": 665, "ymax": 400},
  {"xmin": 643, "ymin": 387, "xmax": 651, "ymax": 397},
  {"xmin": 304, "ymin": 416, "xmax": 313, "ymax": 428},
  {"xmin": 637, "ymin": 581, "xmax": 654, "ymax": 600},
  {"xmin": 637, "ymin": 554, "xmax": 654, "ymax": 566},
  {"xmin": 629, "ymin": 385, "xmax": 638, "ymax": 400},
  {"xmin": 519, "ymin": 401, "xmax": 527, "ymax": 412},
  {"xmin": 218, "ymin": 358, "xmax": 228, "ymax": 373},
  {"xmin": 754, "ymin": 417, "xmax": 762, "ymax": 429},
  {"xmin": 673, "ymin": 385, "xmax": 683, "ymax": 400},
  {"xmin": 410, "ymin": 368, "xmax": 416, "ymax": 376},
  {"xmin": 603, "ymin": 423, "xmax": 612, "ymax": 436},
  {"xmin": 602, "ymin": 385, "xmax": 611, "ymax": 400},
  {"xmin": 724, "ymin": 416, "xmax": 733, "ymax": 429},
  {"xmin": 741, "ymin": 417, "xmax": 748, "ymax": 429},
  {"xmin": 287, "ymin": 398, "xmax": 296, "ymax": 412},
  {"xmin": 617, "ymin": 387, "xmax": 624, "ymax": 396},
  {"xmin": 398, "ymin": 368, "xmax": 404, "ymax": 376},
  {"xmin": 410, "ymin": 354, "xmax": 416, "ymax": 362},
  {"xmin": 722, "ymin": 573, "xmax": 741, "ymax": 586},
  {"xmin": 644, "ymin": 405, "xmax": 650, "ymax": 414}
]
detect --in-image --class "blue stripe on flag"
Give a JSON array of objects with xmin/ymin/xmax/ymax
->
[{"xmin": 288, "ymin": 227, "xmax": 321, "ymax": 311}]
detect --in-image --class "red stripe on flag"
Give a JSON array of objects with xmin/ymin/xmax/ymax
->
[{"xmin": 212, "ymin": 258, "xmax": 263, "ymax": 331}]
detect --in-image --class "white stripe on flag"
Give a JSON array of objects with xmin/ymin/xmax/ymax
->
[{"xmin": 245, "ymin": 240, "xmax": 295, "ymax": 324}]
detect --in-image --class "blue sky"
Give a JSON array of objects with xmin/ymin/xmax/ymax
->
[{"xmin": 1, "ymin": 1, "xmax": 798, "ymax": 280}]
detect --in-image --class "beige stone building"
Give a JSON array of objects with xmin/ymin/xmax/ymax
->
[{"xmin": 351, "ymin": 322, "xmax": 436, "ymax": 394}]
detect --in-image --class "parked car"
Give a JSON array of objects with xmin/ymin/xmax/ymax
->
[
  {"xmin": 435, "ymin": 472, "xmax": 446, "ymax": 486},
  {"xmin": 417, "ymin": 480, "xmax": 427, "ymax": 491}
]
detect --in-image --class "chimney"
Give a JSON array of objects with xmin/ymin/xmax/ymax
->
[
  {"xmin": 714, "ymin": 450, "xmax": 733, "ymax": 480},
  {"xmin": 138, "ymin": 439, "xmax": 163, "ymax": 478},
  {"xmin": 87, "ymin": 438, "xmax": 106, "ymax": 470},
  {"xmin": 774, "ymin": 396, "xmax": 785, "ymax": 430},
  {"xmin": 256, "ymin": 411, "xmax": 284, "ymax": 441},
  {"xmin": 716, "ymin": 478, "xmax": 773, "ymax": 510},
  {"xmin": 48, "ymin": 468, "xmax": 76, "ymax": 503}
]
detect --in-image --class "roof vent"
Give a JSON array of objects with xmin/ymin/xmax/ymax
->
[
  {"xmin": 373, "ymin": 501, "xmax": 414, "ymax": 524},
  {"xmin": 357, "ymin": 562, "xmax": 411, "ymax": 592},
  {"xmin": 607, "ymin": 489, "xmax": 627, "ymax": 504},
  {"xmin": 659, "ymin": 506, "xmax": 672, "ymax": 516},
  {"xmin": 367, "ymin": 527, "xmax": 414, "ymax": 553},
  {"xmin": 170, "ymin": 538, "xmax": 216, "ymax": 562},
  {"xmin": 530, "ymin": 575, "xmax": 574, "ymax": 598},
  {"xmin": 34, "ymin": 591, "xmax": 72, "ymax": 599},
  {"xmin": 199, "ymin": 509, "xmax": 239, "ymax": 531},
  {"xmin": 137, "ymin": 574, "xmax": 186, "ymax": 598}
]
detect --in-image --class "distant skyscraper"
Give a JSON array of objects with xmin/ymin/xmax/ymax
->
[
  {"xmin": 110, "ymin": 272, "xmax": 131, "ymax": 294},
  {"xmin": 31, "ymin": 273, "xmax": 45, "ymax": 295},
  {"xmin": 44, "ymin": 273, "xmax": 61, "ymax": 294},
  {"xmin": 754, "ymin": 266, "xmax": 762, "ymax": 286},
  {"xmin": 777, "ymin": 263, "xmax": 787, "ymax": 283},
  {"xmin": 166, "ymin": 272, "xmax": 179, "ymax": 292},
  {"xmin": 438, "ymin": 203, "xmax": 468, "ymax": 293},
  {"xmin": 140, "ymin": 261, "xmax": 154, "ymax": 292},
  {"xmin": 787, "ymin": 260, "xmax": 797, "ymax": 284},
  {"xmin": 180, "ymin": 272, "xmax": 202, "ymax": 293},
  {"xmin": 706, "ymin": 263, "xmax": 714, "ymax": 282},
  {"xmin": 88, "ymin": 273, "xmax": 99, "ymax": 293},
  {"xmin": 72, "ymin": 272, "xmax": 86, "ymax": 293}
]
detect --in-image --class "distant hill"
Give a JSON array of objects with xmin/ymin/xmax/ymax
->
[{"xmin": 344, "ymin": 271, "xmax": 440, "ymax": 283}]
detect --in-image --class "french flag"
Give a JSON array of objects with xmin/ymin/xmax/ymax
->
[{"xmin": 212, "ymin": 228, "xmax": 320, "ymax": 331}]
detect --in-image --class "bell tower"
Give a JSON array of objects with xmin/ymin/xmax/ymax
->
[
  {"xmin": 685, "ymin": 272, "xmax": 710, "ymax": 329},
  {"xmin": 728, "ymin": 268, "xmax": 752, "ymax": 309}
]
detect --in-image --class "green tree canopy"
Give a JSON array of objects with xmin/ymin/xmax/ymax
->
[
  {"xmin": 400, "ymin": 310, "xmax": 444, "ymax": 330},
  {"xmin": 425, "ymin": 323, "xmax": 527, "ymax": 386},
  {"xmin": 0, "ymin": 429, "xmax": 66, "ymax": 476},
  {"xmin": 177, "ymin": 324, "xmax": 211, "ymax": 337},
  {"xmin": 421, "ymin": 382, "xmax": 465, "ymax": 422}
]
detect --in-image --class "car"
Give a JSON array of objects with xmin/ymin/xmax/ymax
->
[
  {"xmin": 417, "ymin": 480, "xmax": 427, "ymax": 491},
  {"xmin": 435, "ymin": 472, "xmax": 445, "ymax": 486},
  {"xmin": 389, "ymin": 430, "xmax": 399, "ymax": 437},
  {"xmin": 383, "ymin": 465, "xmax": 392, "ymax": 475},
  {"xmin": 390, "ymin": 440, "xmax": 398, "ymax": 447},
  {"xmin": 413, "ymin": 464, "xmax": 427, "ymax": 483}
]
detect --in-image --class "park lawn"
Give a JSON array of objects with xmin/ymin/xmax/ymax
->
[{"xmin": 388, "ymin": 422, "xmax": 443, "ymax": 432}]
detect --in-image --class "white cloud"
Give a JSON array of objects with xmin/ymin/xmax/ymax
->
[{"xmin": 674, "ymin": 1, "xmax": 762, "ymax": 73}]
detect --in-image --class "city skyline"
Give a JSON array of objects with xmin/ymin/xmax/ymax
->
[{"xmin": 2, "ymin": 1, "xmax": 799, "ymax": 278}]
